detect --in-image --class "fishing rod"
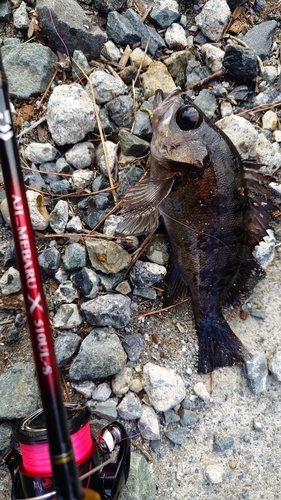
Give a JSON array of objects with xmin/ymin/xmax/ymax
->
[{"xmin": 0, "ymin": 53, "xmax": 130, "ymax": 500}]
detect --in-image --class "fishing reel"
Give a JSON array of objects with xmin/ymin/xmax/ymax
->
[{"xmin": 3, "ymin": 404, "xmax": 130, "ymax": 500}]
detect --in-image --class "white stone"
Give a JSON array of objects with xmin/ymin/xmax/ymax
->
[
  {"xmin": 138, "ymin": 405, "xmax": 160, "ymax": 440},
  {"xmin": 54, "ymin": 281, "xmax": 78, "ymax": 304},
  {"xmin": 95, "ymin": 141, "xmax": 118, "ymax": 177},
  {"xmin": 165, "ymin": 23, "xmax": 187, "ymax": 50},
  {"xmin": 47, "ymin": 84, "xmax": 96, "ymax": 146},
  {"xmin": 193, "ymin": 382, "xmax": 210, "ymax": 402},
  {"xmin": 205, "ymin": 464, "xmax": 224, "ymax": 484},
  {"xmin": 50, "ymin": 200, "xmax": 69, "ymax": 234},
  {"xmin": 13, "ymin": 1, "xmax": 29, "ymax": 30},
  {"xmin": 130, "ymin": 48, "xmax": 153, "ymax": 69},
  {"xmin": 26, "ymin": 191, "xmax": 50, "ymax": 230},
  {"xmin": 195, "ymin": 0, "xmax": 231, "ymax": 42},
  {"xmin": 112, "ymin": 367, "xmax": 134, "ymax": 396},
  {"xmin": 91, "ymin": 382, "xmax": 112, "ymax": 401},
  {"xmin": 0, "ymin": 267, "xmax": 21, "ymax": 295},
  {"xmin": 273, "ymin": 130, "xmax": 281, "ymax": 142},
  {"xmin": 262, "ymin": 110, "xmax": 278, "ymax": 130},
  {"xmin": 142, "ymin": 362, "xmax": 186, "ymax": 412},
  {"xmin": 24, "ymin": 143, "xmax": 58, "ymax": 164},
  {"xmin": 101, "ymin": 40, "xmax": 121, "ymax": 63},
  {"xmin": 201, "ymin": 43, "xmax": 225, "ymax": 73},
  {"xmin": 216, "ymin": 114, "xmax": 259, "ymax": 159},
  {"xmin": 261, "ymin": 65, "xmax": 278, "ymax": 83},
  {"xmin": 268, "ymin": 349, "xmax": 281, "ymax": 382},
  {"xmin": 250, "ymin": 133, "xmax": 281, "ymax": 173},
  {"xmin": 220, "ymin": 100, "xmax": 233, "ymax": 118},
  {"xmin": 72, "ymin": 169, "xmax": 93, "ymax": 190},
  {"xmin": 86, "ymin": 239, "xmax": 131, "ymax": 274},
  {"xmin": 0, "ymin": 198, "xmax": 10, "ymax": 226},
  {"xmin": 252, "ymin": 229, "xmax": 276, "ymax": 270},
  {"xmin": 53, "ymin": 304, "xmax": 83, "ymax": 329},
  {"xmin": 66, "ymin": 216, "xmax": 83, "ymax": 233}
]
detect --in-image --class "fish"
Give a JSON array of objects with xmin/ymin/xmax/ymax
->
[{"xmin": 118, "ymin": 89, "xmax": 275, "ymax": 373}]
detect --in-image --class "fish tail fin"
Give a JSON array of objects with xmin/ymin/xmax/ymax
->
[{"xmin": 196, "ymin": 318, "xmax": 247, "ymax": 374}]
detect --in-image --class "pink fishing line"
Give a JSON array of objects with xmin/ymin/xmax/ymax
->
[{"xmin": 20, "ymin": 422, "xmax": 93, "ymax": 474}]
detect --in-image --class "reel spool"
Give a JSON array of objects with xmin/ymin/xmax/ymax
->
[{"xmin": 13, "ymin": 403, "xmax": 100, "ymax": 499}]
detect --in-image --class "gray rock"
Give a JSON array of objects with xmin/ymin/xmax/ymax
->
[
  {"xmin": 143, "ymin": 25, "xmax": 166, "ymax": 56},
  {"xmin": 122, "ymin": 451, "xmax": 156, "ymax": 500},
  {"xmin": 13, "ymin": 1, "xmax": 29, "ymax": 29},
  {"xmin": 117, "ymin": 166, "xmax": 143, "ymax": 198},
  {"xmin": 164, "ymin": 50, "xmax": 191, "ymax": 88},
  {"xmin": 105, "ymin": 95, "xmax": 134, "ymax": 127},
  {"xmin": 87, "ymin": 68, "xmax": 127, "ymax": 105},
  {"xmin": 54, "ymin": 331, "xmax": 81, "ymax": 367},
  {"xmin": 186, "ymin": 59, "xmax": 210, "ymax": 87},
  {"xmin": 0, "ymin": 363, "xmax": 38, "ymax": 420},
  {"xmin": 95, "ymin": 141, "xmax": 118, "ymax": 177},
  {"xmin": 133, "ymin": 287, "xmax": 157, "ymax": 300},
  {"xmin": 71, "ymin": 267, "xmax": 100, "ymax": 299},
  {"xmin": 115, "ymin": 280, "xmax": 132, "ymax": 295},
  {"xmin": 72, "ymin": 49, "xmax": 90, "ymax": 80},
  {"xmin": 124, "ymin": 8, "xmax": 165, "ymax": 56},
  {"xmin": 138, "ymin": 405, "xmax": 160, "ymax": 440},
  {"xmin": 195, "ymin": 0, "xmax": 231, "ymax": 42},
  {"xmin": 65, "ymin": 142, "xmax": 94, "ymax": 169},
  {"xmin": 81, "ymin": 294, "xmax": 131, "ymax": 328},
  {"xmin": 87, "ymin": 399, "xmax": 118, "ymax": 420},
  {"xmin": 245, "ymin": 351, "xmax": 268, "ymax": 394},
  {"xmin": 93, "ymin": 0, "xmax": 125, "ymax": 13},
  {"xmin": 0, "ymin": 267, "xmax": 21, "ymax": 295},
  {"xmin": 24, "ymin": 163, "xmax": 46, "ymax": 191},
  {"xmin": 122, "ymin": 334, "xmax": 145, "ymax": 362},
  {"xmin": 0, "ymin": 423, "xmax": 12, "ymax": 456},
  {"xmin": 54, "ymin": 281, "xmax": 77, "ymax": 304},
  {"xmin": 117, "ymin": 391, "xmax": 142, "ymax": 420},
  {"xmin": 50, "ymin": 180, "xmax": 70, "ymax": 194},
  {"xmin": 268, "ymin": 349, "xmax": 281, "ymax": 382},
  {"xmin": 166, "ymin": 427, "xmax": 187, "ymax": 445},
  {"xmin": 91, "ymin": 382, "xmax": 111, "ymax": 401},
  {"xmin": 38, "ymin": 247, "xmax": 61, "ymax": 280},
  {"xmin": 37, "ymin": 0, "xmax": 106, "ymax": 60},
  {"xmin": 180, "ymin": 409, "xmax": 200, "ymax": 428},
  {"xmin": 194, "ymin": 89, "xmax": 217, "ymax": 119},
  {"xmin": 101, "ymin": 40, "xmax": 122, "ymax": 63},
  {"xmin": 223, "ymin": 44, "xmax": 258, "ymax": 84},
  {"xmin": 132, "ymin": 102, "xmax": 153, "ymax": 141},
  {"xmin": 63, "ymin": 243, "xmax": 86, "ymax": 271},
  {"xmin": 120, "ymin": 129, "xmax": 151, "ymax": 161},
  {"xmin": 164, "ymin": 409, "xmax": 181, "ymax": 425},
  {"xmin": 69, "ymin": 327, "xmax": 127, "ymax": 380},
  {"xmin": 0, "ymin": 1, "xmax": 11, "ymax": 22},
  {"xmin": 228, "ymin": 85, "xmax": 249, "ymax": 101},
  {"xmin": 213, "ymin": 435, "xmax": 234, "ymax": 451},
  {"xmin": 106, "ymin": 11, "xmax": 141, "ymax": 46},
  {"xmin": 243, "ymin": 20, "xmax": 278, "ymax": 60},
  {"xmin": 150, "ymin": 3, "xmax": 180, "ymax": 29},
  {"xmin": 53, "ymin": 304, "xmax": 83, "ymax": 329},
  {"xmin": 72, "ymin": 380, "xmax": 96, "ymax": 399},
  {"xmin": 145, "ymin": 235, "xmax": 169, "ymax": 266},
  {"xmin": 24, "ymin": 143, "xmax": 58, "ymax": 164},
  {"xmin": 130, "ymin": 261, "xmax": 167, "ymax": 289},
  {"xmin": 47, "ymin": 83, "xmax": 96, "ymax": 146},
  {"xmin": 83, "ymin": 204, "xmax": 111, "ymax": 229},
  {"xmin": 94, "ymin": 108, "xmax": 117, "ymax": 135},
  {"xmin": 1, "ymin": 44, "xmax": 57, "ymax": 99},
  {"xmin": 86, "ymin": 239, "xmax": 131, "ymax": 274},
  {"xmin": 142, "ymin": 363, "xmax": 186, "ymax": 412},
  {"xmin": 112, "ymin": 367, "xmax": 134, "ymax": 396},
  {"xmin": 50, "ymin": 200, "xmax": 69, "ymax": 234}
]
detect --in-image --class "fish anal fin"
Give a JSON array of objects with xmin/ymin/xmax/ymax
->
[
  {"xmin": 165, "ymin": 262, "xmax": 189, "ymax": 305},
  {"xmin": 118, "ymin": 176, "xmax": 175, "ymax": 236},
  {"xmin": 243, "ymin": 161, "xmax": 277, "ymax": 248}
]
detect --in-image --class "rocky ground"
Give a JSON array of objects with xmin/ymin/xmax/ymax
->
[{"xmin": 1, "ymin": 0, "xmax": 281, "ymax": 499}]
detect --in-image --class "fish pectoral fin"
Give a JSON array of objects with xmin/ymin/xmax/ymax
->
[
  {"xmin": 117, "ymin": 176, "xmax": 175, "ymax": 236},
  {"xmin": 165, "ymin": 262, "xmax": 190, "ymax": 305},
  {"xmin": 243, "ymin": 161, "xmax": 277, "ymax": 247}
]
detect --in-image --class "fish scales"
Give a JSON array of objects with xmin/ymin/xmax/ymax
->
[{"xmin": 119, "ymin": 89, "xmax": 275, "ymax": 373}]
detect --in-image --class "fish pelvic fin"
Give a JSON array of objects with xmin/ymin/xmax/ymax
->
[
  {"xmin": 196, "ymin": 317, "xmax": 247, "ymax": 374},
  {"xmin": 117, "ymin": 176, "xmax": 175, "ymax": 236}
]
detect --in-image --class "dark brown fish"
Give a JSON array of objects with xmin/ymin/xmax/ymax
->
[{"xmin": 119, "ymin": 89, "xmax": 275, "ymax": 373}]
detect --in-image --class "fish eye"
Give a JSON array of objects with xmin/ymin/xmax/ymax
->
[{"xmin": 176, "ymin": 106, "xmax": 202, "ymax": 130}]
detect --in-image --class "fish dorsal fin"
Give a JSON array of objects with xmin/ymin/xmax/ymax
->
[
  {"xmin": 118, "ymin": 176, "xmax": 175, "ymax": 236},
  {"xmin": 243, "ymin": 161, "xmax": 277, "ymax": 248}
]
